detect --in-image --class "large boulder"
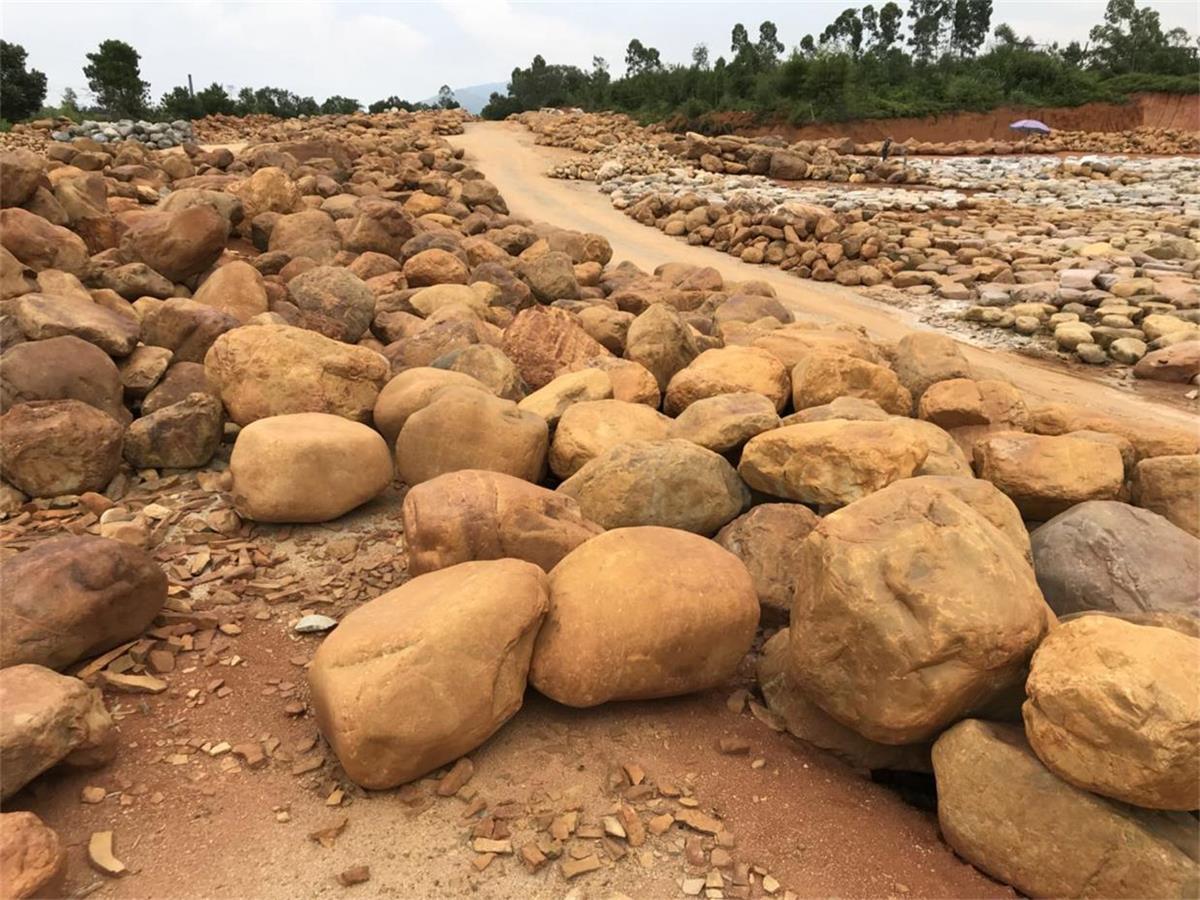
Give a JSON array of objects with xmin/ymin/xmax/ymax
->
[
  {"xmin": 973, "ymin": 432, "xmax": 1125, "ymax": 520},
  {"xmin": 917, "ymin": 378, "xmax": 1027, "ymax": 430},
  {"xmin": 309, "ymin": 560, "xmax": 549, "ymax": 789},
  {"xmin": 9, "ymin": 294, "xmax": 139, "ymax": 357},
  {"xmin": 892, "ymin": 332, "xmax": 971, "ymax": 401},
  {"xmin": 142, "ymin": 361, "xmax": 212, "ymax": 415},
  {"xmin": 715, "ymin": 503, "xmax": 820, "ymax": 620},
  {"xmin": 530, "ymin": 527, "xmax": 758, "ymax": 706},
  {"xmin": 899, "ymin": 475, "xmax": 1031, "ymax": 562},
  {"xmin": 343, "ymin": 198, "xmax": 415, "ymax": 258},
  {"xmin": 204, "ymin": 324, "xmax": 388, "ymax": 425},
  {"xmin": 0, "ymin": 400, "xmax": 123, "ymax": 497},
  {"xmin": 558, "ymin": 439, "xmax": 749, "ymax": 534},
  {"xmin": 191, "ymin": 260, "xmax": 269, "ymax": 324},
  {"xmin": 229, "ymin": 166, "xmax": 302, "ymax": 225},
  {"xmin": 1023, "ymin": 616, "xmax": 1199, "ymax": 810},
  {"xmin": 1031, "ymin": 501, "xmax": 1198, "ymax": 619},
  {"xmin": 0, "ymin": 665, "xmax": 116, "ymax": 800},
  {"xmin": 668, "ymin": 392, "xmax": 780, "ymax": 453},
  {"xmin": 624, "ymin": 304, "xmax": 699, "ymax": 391},
  {"xmin": 0, "ymin": 149, "xmax": 44, "ymax": 208},
  {"xmin": 501, "ymin": 306, "xmax": 610, "ymax": 391},
  {"xmin": 664, "ymin": 346, "xmax": 790, "ymax": 415},
  {"xmin": 0, "ymin": 335, "xmax": 126, "ymax": 421},
  {"xmin": 123, "ymin": 392, "xmax": 224, "ymax": 469},
  {"xmin": 394, "ymin": 389, "xmax": 548, "ymax": 486},
  {"xmin": 517, "ymin": 368, "xmax": 613, "ymax": 426},
  {"xmin": 549, "ymin": 399, "xmax": 671, "ymax": 478},
  {"xmin": 403, "ymin": 469, "xmax": 601, "ymax": 576},
  {"xmin": 758, "ymin": 630, "xmax": 932, "ymax": 772},
  {"xmin": 372, "ymin": 367, "xmax": 492, "ymax": 448},
  {"xmin": 432, "ymin": 344, "xmax": 525, "ymax": 401},
  {"xmin": 739, "ymin": 419, "xmax": 930, "ymax": 507},
  {"xmin": 403, "ymin": 248, "xmax": 468, "ymax": 287},
  {"xmin": 140, "ymin": 298, "xmax": 239, "ymax": 363},
  {"xmin": 286, "ymin": 265, "xmax": 376, "ymax": 343},
  {"xmin": 520, "ymin": 250, "xmax": 579, "ymax": 302},
  {"xmin": 0, "ymin": 535, "xmax": 166, "ymax": 670},
  {"xmin": 1133, "ymin": 342, "xmax": 1200, "ymax": 383},
  {"xmin": 0, "ymin": 208, "xmax": 90, "ymax": 275},
  {"xmin": 0, "ymin": 812, "xmax": 67, "ymax": 899},
  {"xmin": 932, "ymin": 719, "xmax": 1199, "ymax": 899},
  {"xmin": 1133, "ymin": 454, "xmax": 1200, "ymax": 538},
  {"xmin": 788, "ymin": 479, "xmax": 1051, "ymax": 744},
  {"xmin": 230, "ymin": 413, "xmax": 392, "ymax": 523},
  {"xmin": 790, "ymin": 353, "xmax": 912, "ymax": 416},
  {"xmin": 267, "ymin": 209, "xmax": 341, "ymax": 263},
  {"xmin": 119, "ymin": 204, "xmax": 228, "ymax": 283}
]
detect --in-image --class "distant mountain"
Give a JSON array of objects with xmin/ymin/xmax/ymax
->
[{"xmin": 421, "ymin": 81, "xmax": 507, "ymax": 114}]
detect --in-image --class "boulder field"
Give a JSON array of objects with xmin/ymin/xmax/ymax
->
[{"xmin": 0, "ymin": 107, "xmax": 1196, "ymax": 897}]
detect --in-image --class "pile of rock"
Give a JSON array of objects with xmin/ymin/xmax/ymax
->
[
  {"xmin": 2, "ymin": 103, "xmax": 1198, "ymax": 898},
  {"xmin": 49, "ymin": 119, "xmax": 195, "ymax": 149},
  {"xmin": 193, "ymin": 109, "xmax": 469, "ymax": 145}
]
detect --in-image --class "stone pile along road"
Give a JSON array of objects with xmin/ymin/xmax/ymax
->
[{"xmin": 0, "ymin": 107, "xmax": 1196, "ymax": 900}]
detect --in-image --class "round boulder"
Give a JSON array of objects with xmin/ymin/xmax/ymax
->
[
  {"xmin": 0, "ymin": 335, "xmax": 126, "ymax": 422},
  {"xmin": 372, "ymin": 367, "xmax": 492, "ymax": 448},
  {"xmin": 403, "ymin": 469, "xmax": 601, "ymax": 576},
  {"xmin": 530, "ymin": 527, "xmax": 759, "ymax": 706},
  {"xmin": 309, "ymin": 560, "xmax": 549, "ymax": 789},
  {"xmin": 0, "ymin": 535, "xmax": 167, "ymax": 671},
  {"xmin": 788, "ymin": 479, "xmax": 1051, "ymax": 744},
  {"xmin": 1023, "ymin": 616, "xmax": 1200, "ymax": 810},
  {"xmin": 0, "ymin": 812, "xmax": 67, "ymax": 899},
  {"xmin": 286, "ymin": 265, "xmax": 375, "ymax": 343},
  {"xmin": 395, "ymin": 389, "xmax": 548, "ymax": 486},
  {"xmin": 0, "ymin": 400, "xmax": 123, "ymax": 497},
  {"xmin": 549, "ymin": 399, "xmax": 671, "ymax": 478},
  {"xmin": 230, "ymin": 413, "xmax": 393, "ymax": 523},
  {"xmin": 558, "ymin": 439, "xmax": 750, "ymax": 535},
  {"xmin": 664, "ymin": 346, "xmax": 790, "ymax": 415},
  {"xmin": 715, "ymin": 503, "xmax": 820, "ymax": 621}
]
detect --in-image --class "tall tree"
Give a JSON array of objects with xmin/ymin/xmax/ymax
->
[
  {"xmin": 321, "ymin": 95, "xmax": 362, "ymax": 114},
  {"xmin": 0, "ymin": 40, "xmax": 47, "ymax": 121},
  {"xmin": 821, "ymin": 9, "xmax": 865, "ymax": 59},
  {"xmin": 907, "ymin": 0, "xmax": 951, "ymax": 61},
  {"xmin": 691, "ymin": 43, "xmax": 710, "ymax": 70},
  {"xmin": 756, "ymin": 21, "xmax": 785, "ymax": 66},
  {"xmin": 730, "ymin": 23, "xmax": 751, "ymax": 55},
  {"xmin": 876, "ymin": 2, "xmax": 904, "ymax": 53},
  {"xmin": 83, "ymin": 39, "xmax": 148, "ymax": 117},
  {"xmin": 951, "ymin": 0, "xmax": 992, "ymax": 57},
  {"xmin": 436, "ymin": 85, "xmax": 459, "ymax": 109},
  {"xmin": 195, "ymin": 82, "xmax": 235, "ymax": 116},
  {"xmin": 60, "ymin": 87, "xmax": 80, "ymax": 117},
  {"xmin": 624, "ymin": 39, "xmax": 662, "ymax": 76}
]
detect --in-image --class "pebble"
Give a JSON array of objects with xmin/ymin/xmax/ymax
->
[{"xmin": 294, "ymin": 615, "xmax": 338, "ymax": 634}]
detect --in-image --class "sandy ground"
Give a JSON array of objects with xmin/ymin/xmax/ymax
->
[{"xmin": 451, "ymin": 121, "xmax": 1197, "ymax": 428}]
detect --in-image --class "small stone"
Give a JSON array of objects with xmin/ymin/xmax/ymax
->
[
  {"xmin": 683, "ymin": 877, "xmax": 706, "ymax": 896},
  {"xmin": 337, "ymin": 865, "xmax": 370, "ymax": 886},
  {"xmin": 725, "ymin": 689, "xmax": 749, "ymax": 714},
  {"xmin": 762, "ymin": 875, "xmax": 781, "ymax": 894},
  {"xmin": 436, "ymin": 757, "xmax": 474, "ymax": 797},
  {"xmin": 472, "ymin": 838, "xmax": 512, "ymax": 854},
  {"xmin": 675, "ymin": 809, "xmax": 722, "ymax": 834},
  {"xmin": 602, "ymin": 816, "xmax": 626, "ymax": 839},
  {"xmin": 711, "ymin": 848, "xmax": 733, "ymax": 868},
  {"xmin": 308, "ymin": 815, "xmax": 348, "ymax": 849},
  {"xmin": 81, "ymin": 785, "xmax": 107, "ymax": 804},
  {"xmin": 550, "ymin": 812, "xmax": 577, "ymax": 840},
  {"xmin": 561, "ymin": 854, "xmax": 603, "ymax": 879},
  {"xmin": 647, "ymin": 813, "xmax": 674, "ymax": 835},
  {"xmin": 208, "ymin": 741, "xmax": 231, "ymax": 756},
  {"xmin": 718, "ymin": 737, "xmax": 750, "ymax": 755},
  {"xmin": 295, "ymin": 614, "xmax": 337, "ymax": 633},
  {"xmin": 101, "ymin": 672, "xmax": 167, "ymax": 693},
  {"xmin": 472, "ymin": 853, "xmax": 495, "ymax": 872},
  {"xmin": 623, "ymin": 762, "xmax": 646, "ymax": 785},
  {"xmin": 326, "ymin": 788, "xmax": 345, "ymax": 806},
  {"xmin": 520, "ymin": 842, "xmax": 548, "ymax": 872},
  {"xmin": 232, "ymin": 742, "xmax": 267, "ymax": 769},
  {"xmin": 750, "ymin": 758, "xmax": 765, "ymax": 770},
  {"xmin": 87, "ymin": 831, "xmax": 127, "ymax": 877}
]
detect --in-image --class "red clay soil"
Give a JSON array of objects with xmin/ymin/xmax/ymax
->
[{"xmin": 696, "ymin": 92, "xmax": 1200, "ymax": 143}]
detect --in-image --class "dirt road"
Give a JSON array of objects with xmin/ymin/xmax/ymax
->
[{"xmin": 452, "ymin": 122, "xmax": 1197, "ymax": 430}]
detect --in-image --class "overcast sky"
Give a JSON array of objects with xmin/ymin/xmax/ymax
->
[{"xmin": 5, "ymin": 1, "xmax": 1198, "ymax": 108}]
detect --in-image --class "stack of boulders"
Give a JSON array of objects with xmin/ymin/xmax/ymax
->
[
  {"xmin": 49, "ymin": 119, "xmax": 194, "ymax": 149},
  {"xmin": 1, "ymin": 107, "xmax": 1198, "ymax": 897},
  {"xmin": 194, "ymin": 108, "xmax": 469, "ymax": 145}
]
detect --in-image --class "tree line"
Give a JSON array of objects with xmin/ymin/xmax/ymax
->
[
  {"xmin": 0, "ymin": 39, "xmax": 459, "ymax": 125},
  {"xmin": 480, "ymin": 0, "xmax": 1198, "ymax": 124}
]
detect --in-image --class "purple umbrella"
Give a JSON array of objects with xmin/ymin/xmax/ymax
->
[{"xmin": 1010, "ymin": 119, "xmax": 1052, "ymax": 135}]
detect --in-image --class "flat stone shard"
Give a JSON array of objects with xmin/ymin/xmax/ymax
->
[
  {"xmin": 1023, "ymin": 616, "xmax": 1200, "ymax": 811},
  {"xmin": 0, "ymin": 664, "xmax": 117, "ymax": 800},
  {"xmin": 932, "ymin": 719, "xmax": 1199, "ymax": 899},
  {"xmin": 788, "ymin": 479, "xmax": 1051, "ymax": 745},
  {"xmin": 308, "ymin": 560, "xmax": 549, "ymax": 789},
  {"xmin": 531, "ymin": 527, "xmax": 759, "ymax": 707},
  {"xmin": 230, "ymin": 413, "xmax": 393, "ymax": 523},
  {"xmin": 402, "ymin": 469, "xmax": 601, "ymax": 575},
  {"xmin": 0, "ymin": 535, "xmax": 167, "ymax": 671}
]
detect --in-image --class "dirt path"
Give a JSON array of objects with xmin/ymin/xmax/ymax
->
[{"xmin": 451, "ymin": 122, "xmax": 1197, "ymax": 430}]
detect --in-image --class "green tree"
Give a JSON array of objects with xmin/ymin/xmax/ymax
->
[
  {"xmin": 756, "ymin": 21, "xmax": 785, "ymax": 66},
  {"xmin": 0, "ymin": 40, "xmax": 48, "ymax": 121},
  {"xmin": 907, "ymin": 0, "xmax": 951, "ymax": 62},
  {"xmin": 195, "ymin": 82, "xmax": 235, "ymax": 116},
  {"xmin": 436, "ymin": 85, "xmax": 460, "ymax": 109},
  {"xmin": 625, "ymin": 39, "xmax": 662, "ymax": 76},
  {"xmin": 158, "ymin": 85, "xmax": 199, "ymax": 120},
  {"xmin": 951, "ymin": 0, "xmax": 992, "ymax": 57},
  {"xmin": 692, "ymin": 43, "xmax": 710, "ymax": 70},
  {"xmin": 60, "ymin": 87, "xmax": 81, "ymax": 118},
  {"xmin": 875, "ymin": 3, "xmax": 904, "ymax": 53},
  {"xmin": 821, "ymin": 9, "xmax": 865, "ymax": 59},
  {"xmin": 83, "ymin": 39, "xmax": 148, "ymax": 117},
  {"xmin": 320, "ymin": 95, "xmax": 360, "ymax": 114}
]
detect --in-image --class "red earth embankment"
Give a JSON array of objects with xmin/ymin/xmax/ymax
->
[{"xmin": 701, "ymin": 93, "xmax": 1199, "ymax": 143}]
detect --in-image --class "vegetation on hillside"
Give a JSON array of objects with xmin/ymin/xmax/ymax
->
[{"xmin": 480, "ymin": 0, "xmax": 1199, "ymax": 124}]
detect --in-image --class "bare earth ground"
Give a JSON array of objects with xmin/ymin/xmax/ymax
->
[
  {"xmin": 452, "ymin": 121, "xmax": 1197, "ymax": 426},
  {"xmin": 6, "ymin": 479, "xmax": 1010, "ymax": 899}
]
